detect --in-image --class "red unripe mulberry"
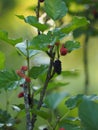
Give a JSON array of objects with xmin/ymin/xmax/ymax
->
[
  {"xmin": 60, "ymin": 44, "xmax": 68, "ymax": 56},
  {"xmin": 59, "ymin": 128, "xmax": 65, "ymax": 130},
  {"xmin": 25, "ymin": 77, "xmax": 31, "ymax": 83},
  {"xmin": 21, "ymin": 66, "xmax": 28, "ymax": 71},
  {"xmin": 16, "ymin": 70, "xmax": 26, "ymax": 78},
  {"xmin": 18, "ymin": 92, "xmax": 24, "ymax": 98}
]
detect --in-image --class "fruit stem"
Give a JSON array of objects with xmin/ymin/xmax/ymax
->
[{"xmin": 36, "ymin": 0, "xmax": 41, "ymax": 35}]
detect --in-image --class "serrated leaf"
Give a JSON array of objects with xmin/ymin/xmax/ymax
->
[
  {"xmin": 0, "ymin": 30, "xmax": 22, "ymax": 45},
  {"xmin": 65, "ymin": 94, "xmax": 98, "ymax": 110},
  {"xmin": 45, "ymin": 92, "xmax": 68, "ymax": 109},
  {"xmin": 0, "ymin": 52, "xmax": 5, "ymax": 70},
  {"xmin": 16, "ymin": 15, "xmax": 49, "ymax": 32},
  {"xmin": 29, "ymin": 65, "xmax": 48, "ymax": 79},
  {"xmin": 64, "ymin": 40, "xmax": 80, "ymax": 52},
  {"xmin": 25, "ymin": 16, "xmax": 49, "ymax": 32},
  {"xmin": 79, "ymin": 100, "xmax": 98, "ymax": 130},
  {"xmin": 52, "ymin": 28, "xmax": 67, "ymax": 40},
  {"xmin": 61, "ymin": 16, "xmax": 89, "ymax": 34},
  {"xmin": 0, "ymin": 70, "xmax": 19, "ymax": 90},
  {"xmin": 30, "ymin": 34, "xmax": 51, "ymax": 50},
  {"xmin": 15, "ymin": 40, "xmax": 40, "ymax": 58},
  {"xmin": 30, "ymin": 30, "xmax": 66, "ymax": 51},
  {"xmin": 45, "ymin": 0, "xmax": 68, "ymax": 20},
  {"xmin": 65, "ymin": 94, "xmax": 84, "ymax": 109}
]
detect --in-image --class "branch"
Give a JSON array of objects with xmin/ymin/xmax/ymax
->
[
  {"xmin": 31, "ymin": 47, "xmax": 55, "ymax": 129},
  {"xmin": 23, "ymin": 82, "xmax": 32, "ymax": 130}
]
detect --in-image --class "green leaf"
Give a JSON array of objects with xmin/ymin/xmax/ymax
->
[
  {"xmin": 0, "ymin": 30, "xmax": 22, "ymax": 45},
  {"xmin": 47, "ymin": 82, "xmax": 69, "ymax": 91},
  {"xmin": 29, "ymin": 65, "xmax": 48, "ymax": 79},
  {"xmin": 30, "ymin": 30, "xmax": 66, "ymax": 51},
  {"xmin": 65, "ymin": 94, "xmax": 84, "ymax": 109},
  {"xmin": 52, "ymin": 28, "xmax": 67, "ymax": 40},
  {"xmin": 30, "ymin": 34, "xmax": 51, "ymax": 51},
  {"xmin": 64, "ymin": 40, "xmax": 80, "ymax": 52},
  {"xmin": 65, "ymin": 94, "xmax": 98, "ymax": 110},
  {"xmin": 31, "ymin": 109, "xmax": 50, "ymax": 120},
  {"xmin": 0, "ymin": 70, "xmax": 19, "ymax": 90},
  {"xmin": 45, "ymin": 92, "xmax": 68, "ymax": 109},
  {"xmin": 61, "ymin": 16, "xmax": 89, "ymax": 34},
  {"xmin": 16, "ymin": 15, "xmax": 49, "ymax": 32},
  {"xmin": 44, "ymin": 0, "xmax": 68, "ymax": 20},
  {"xmin": 59, "ymin": 123, "xmax": 81, "ymax": 130},
  {"xmin": 15, "ymin": 40, "xmax": 40, "ymax": 58},
  {"xmin": 0, "ymin": 109, "xmax": 15, "ymax": 126},
  {"xmin": 62, "ymin": 70, "xmax": 79, "ymax": 77},
  {"xmin": 0, "ymin": 52, "xmax": 5, "ymax": 70},
  {"xmin": 79, "ymin": 99, "xmax": 98, "ymax": 130},
  {"xmin": 16, "ymin": 15, "xmax": 25, "ymax": 20}
]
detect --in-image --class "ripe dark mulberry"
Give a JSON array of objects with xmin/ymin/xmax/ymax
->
[
  {"xmin": 39, "ymin": 0, "xmax": 44, "ymax": 2},
  {"xmin": 53, "ymin": 59, "xmax": 61, "ymax": 74}
]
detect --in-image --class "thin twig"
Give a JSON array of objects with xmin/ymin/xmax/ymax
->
[
  {"xmin": 31, "ymin": 47, "xmax": 55, "ymax": 129},
  {"xmin": 36, "ymin": 0, "xmax": 41, "ymax": 35},
  {"xmin": 26, "ymin": 40, "xmax": 31, "ymax": 98},
  {"xmin": 23, "ymin": 40, "xmax": 32, "ymax": 130},
  {"xmin": 83, "ymin": 34, "xmax": 89, "ymax": 94}
]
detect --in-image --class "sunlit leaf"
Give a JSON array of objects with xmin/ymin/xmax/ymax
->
[
  {"xmin": 16, "ymin": 15, "xmax": 49, "ymax": 32},
  {"xmin": 0, "ymin": 30, "xmax": 22, "ymax": 45},
  {"xmin": 45, "ymin": 0, "xmax": 68, "ymax": 20},
  {"xmin": 62, "ymin": 70, "xmax": 79, "ymax": 77},
  {"xmin": 61, "ymin": 16, "xmax": 89, "ymax": 34},
  {"xmin": 15, "ymin": 40, "xmax": 40, "ymax": 58},
  {"xmin": 0, "ymin": 70, "xmax": 19, "ymax": 90}
]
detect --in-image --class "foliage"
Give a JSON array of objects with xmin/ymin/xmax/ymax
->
[{"xmin": 0, "ymin": 0, "xmax": 97, "ymax": 130}]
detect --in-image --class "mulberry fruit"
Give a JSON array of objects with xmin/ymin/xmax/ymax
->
[
  {"xmin": 21, "ymin": 66, "xmax": 28, "ymax": 71},
  {"xmin": 53, "ymin": 59, "xmax": 61, "ymax": 74},
  {"xmin": 18, "ymin": 92, "xmax": 24, "ymax": 98},
  {"xmin": 60, "ymin": 44, "xmax": 68, "ymax": 56}
]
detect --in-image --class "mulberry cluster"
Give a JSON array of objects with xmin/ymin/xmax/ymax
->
[
  {"xmin": 53, "ymin": 59, "xmax": 62, "ymax": 74},
  {"xmin": 16, "ymin": 66, "xmax": 31, "ymax": 98}
]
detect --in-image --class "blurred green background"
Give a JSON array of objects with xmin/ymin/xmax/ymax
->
[{"xmin": 0, "ymin": 0, "xmax": 98, "ymax": 129}]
